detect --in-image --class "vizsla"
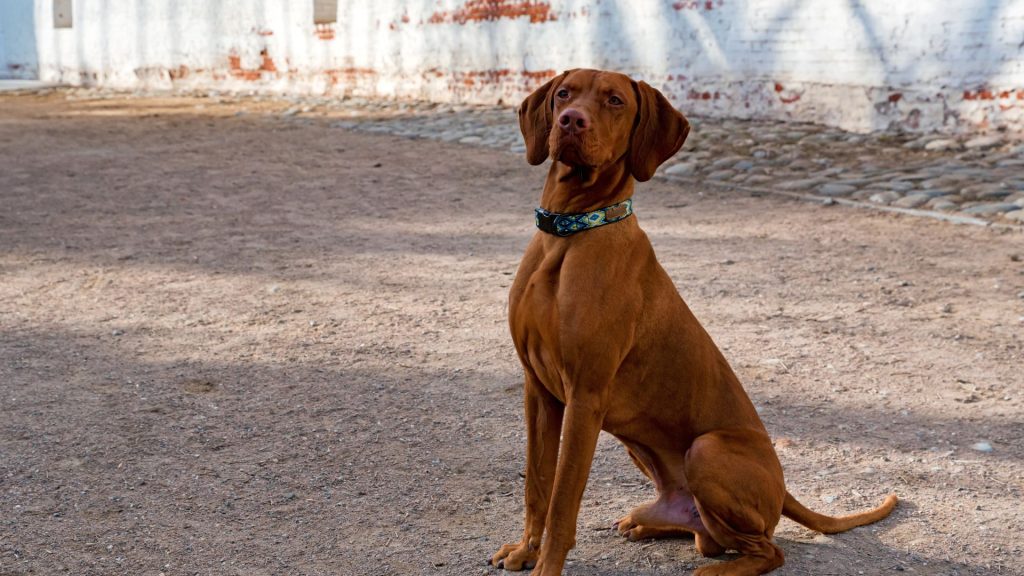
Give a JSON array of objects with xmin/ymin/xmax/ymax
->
[{"xmin": 490, "ymin": 69, "xmax": 897, "ymax": 576}]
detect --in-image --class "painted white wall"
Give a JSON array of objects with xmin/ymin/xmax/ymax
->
[{"xmin": 1, "ymin": 0, "xmax": 1022, "ymax": 133}]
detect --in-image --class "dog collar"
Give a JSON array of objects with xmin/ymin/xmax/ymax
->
[{"xmin": 535, "ymin": 198, "xmax": 634, "ymax": 237}]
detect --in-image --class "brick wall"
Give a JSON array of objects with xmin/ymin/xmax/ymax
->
[{"xmin": 2, "ymin": 0, "xmax": 1022, "ymax": 134}]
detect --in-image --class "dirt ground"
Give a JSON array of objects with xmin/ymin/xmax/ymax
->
[{"xmin": 1, "ymin": 93, "xmax": 1022, "ymax": 576}]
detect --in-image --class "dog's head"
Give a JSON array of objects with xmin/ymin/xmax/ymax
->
[{"xmin": 518, "ymin": 69, "xmax": 689, "ymax": 182}]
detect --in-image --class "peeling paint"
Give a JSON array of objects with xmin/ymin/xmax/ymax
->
[
  {"xmin": 673, "ymin": 1, "xmax": 723, "ymax": 10},
  {"xmin": 963, "ymin": 88, "xmax": 1023, "ymax": 101},
  {"xmin": 428, "ymin": 1, "xmax": 556, "ymax": 25},
  {"xmin": 314, "ymin": 23, "xmax": 335, "ymax": 40},
  {"xmin": 228, "ymin": 49, "xmax": 277, "ymax": 81}
]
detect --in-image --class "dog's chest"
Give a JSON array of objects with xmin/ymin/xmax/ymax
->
[{"xmin": 508, "ymin": 249, "xmax": 572, "ymax": 401}]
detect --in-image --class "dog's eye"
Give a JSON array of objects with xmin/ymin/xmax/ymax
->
[
  {"xmin": 609, "ymin": 95, "xmax": 624, "ymax": 106},
  {"xmin": 556, "ymin": 89, "xmax": 570, "ymax": 99}
]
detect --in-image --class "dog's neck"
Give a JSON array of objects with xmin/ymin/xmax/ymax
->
[{"xmin": 540, "ymin": 159, "xmax": 634, "ymax": 214}]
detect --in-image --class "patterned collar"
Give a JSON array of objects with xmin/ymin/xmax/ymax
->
[{"xmin": 534, "ymin": 198, "xmax": 634, "ymax": 237}]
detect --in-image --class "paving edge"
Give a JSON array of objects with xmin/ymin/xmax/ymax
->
[{"xmin": 660, "ymin": 175, "xmax": 1024, "ymax": 232}]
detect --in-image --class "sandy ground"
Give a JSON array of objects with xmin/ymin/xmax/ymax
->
[{"xmin": 1, "ymin": 93, "xmax": 1023, "ymax": 576}]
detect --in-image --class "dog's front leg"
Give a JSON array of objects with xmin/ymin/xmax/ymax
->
[
  {"xmin": 532, "ymin": 397, "xmax": 604, "ymax": 576},
  {"xmin": 492, "ymin": 374, "xmax": 564, "ymax": 571}
]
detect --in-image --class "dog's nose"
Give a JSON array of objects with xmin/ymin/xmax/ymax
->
[{"xmin": 558, "ymin": 109, "xmax": 589, "ymax": 133}]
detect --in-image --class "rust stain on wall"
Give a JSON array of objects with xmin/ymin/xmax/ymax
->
[{"xmin": 428, "ymin": 1, "xmax": 556, "ymax": 25}]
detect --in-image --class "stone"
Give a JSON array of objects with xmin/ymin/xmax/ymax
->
[
  {"xmin": 902, "ymin": 134, "xmax": 943, "ymax": 150},
  {"xmin": 458, "ymin": 136, "xmax": 482, "ymax": 144},
  {"xmin": 778, "ymin": 177, "xmax": 827, "ymax": 191},
  {"xmin": 665, "ymin": 162, "xmax": 698, "ymax": 177},
  {"xmin": 817, "ymin": 183, "xmax": 858, "ymax": 197},
  {"xmin": 893, "ymin": 194, "xmax": 931, "ymax": 209},
  {"xmin": 921, "ymin": 175, "xmax": 967, "ymax": 189},
  {"xmin": 930, "ymin": 200, "xmax": 959, "ymax": 211},
  {"xmin": 960, "ymin": 183, "xmax": 1007, "ymax": 199},
  {"xmin": 961, "ymin": 203, "xmax": 1019, "ymax": 215},
  {"xmin": 1003, "ymin": 210, "xmax": 1024, "ymax": 223},
  {"xmin": 709, "ymin": 156, "xmax": 742, "ymax": 170},
  {"xmin": 924, "ymin": 138, "xmax": 960, "ymax": 151},
  {"xmin": 976, "ymin": 187, "xmax": 1012, "ymax": 200},
  {"xmin": 707, "ymin": 169, "xmax": 736, "ymax": 181},
  {"xmin": 971, "ymin": 441, "xmax": 993, "ymax": 453},
  {"xmin": 733, "ymin": 160, "xmax": 755, "ymax": 171},
  {"xmin": 964, "ymin": 135, "xmax": 1004, "ymax": 150},
  {"xmin": 788, "ymin": 159, "xmax": 818, "ymax": 171},
  {"xmin": 869, "ymin": 191, "xmax": 902, "ymax": 205},
  {"xmin": 994, "ymin": 158, "xmax": 1024, "ymax": 168},
  {"xmin": 886, "ymin": 180, "xmax": 916, "ymax": 192},
  {"xmin": 925, "ymin": 195, "xmax": 958, "ymax": 208}
]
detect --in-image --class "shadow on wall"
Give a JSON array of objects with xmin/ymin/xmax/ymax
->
[{"xmin": 0, "ymin": 0, "xmax": 38, "ymax": 79}]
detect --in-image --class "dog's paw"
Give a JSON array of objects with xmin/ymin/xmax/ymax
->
[
  {"xmin": 490, "ymin": 540, "xmax": 538, "ymax": 571},
  {"xmin": 614, "ymin": 515, "xmax": 695, "ymax": 542}
]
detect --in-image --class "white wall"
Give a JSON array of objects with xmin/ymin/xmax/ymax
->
[{"xmin": 2, "ymin": 0, "xmax": 1022, "ymax": 134}]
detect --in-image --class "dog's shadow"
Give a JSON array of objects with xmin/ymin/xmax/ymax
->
[{"xmin": 557, "ymin": 499, "xmax": 1007, "ymax": 575}]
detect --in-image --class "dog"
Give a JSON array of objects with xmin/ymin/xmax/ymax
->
[{"xmin": 489, "ymin": 69, "xmax": 897, "ymax": 576}]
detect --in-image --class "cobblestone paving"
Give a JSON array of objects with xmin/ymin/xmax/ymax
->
[{"xmin": 57, "ymin": 87, "xmax": 1024, "ymax": 227}]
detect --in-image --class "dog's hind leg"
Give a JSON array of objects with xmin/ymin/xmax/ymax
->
[{"xmin": 685, "ymin": 430, "xmax": 787, "ymax": 576}]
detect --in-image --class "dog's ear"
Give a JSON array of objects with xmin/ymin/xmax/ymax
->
[
  {"xmin": 518, "ymin": 71, "xmax": 569, "ymax": 165},
  {"xmin": 629, "ymin": 81, "xmax": 690, "ymax": 182}
]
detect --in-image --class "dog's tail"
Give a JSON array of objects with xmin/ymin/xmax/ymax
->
[{"xmin": 782, "ymin": 492, "xmax": 897, "ymax": 534}]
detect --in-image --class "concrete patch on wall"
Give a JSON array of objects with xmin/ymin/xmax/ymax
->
[{"xmin": 1, "ymin": 0, "xmax": 1022, "ymax": 135}]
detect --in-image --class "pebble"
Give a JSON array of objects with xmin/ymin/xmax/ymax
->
[
  {"xmin": 887, "ymin": 180, "xmax": 916, "ymax": 192},
  {"xmin": 964, "ymin": 135, "xmax": 1004, "ymax": 150},
  {"xmin": 924, "ymin": 138, "xmax": 961, "ymax": 151},
  {"xmin": 778, "ymin": 177, "xmax": 826, "ymax": 191},
  {"xmin": 1004, "ymin": 210, "xmax": 1024, "ymax": 222},
  {"xmin": 961, "ymin": 203, "xmax": 1019, "ymax": 215},
  {"xmin": 665, "ymin": 162, "xmax": 697, "ymax": 176},
  {"xmin": 960, "ymin": 183, "xmax": 1007, "ymax": 200},
  {"xmin": 709, "ymin": 157, "xmax": 741, "ymax": 170},
  {"xmin": 818, "ymin": 183, "xmax": 857, "ymax": 196},
  {"xmin": 902, "ymin": 135, "xmax": 943, "ymax": 149},
  {"xmin": 971, "ymin": 442, "xmax": 993, "ymax": 453},
  {"xmin": 927, "ymin": 197, "xmax": 959, "ymax": 212},
  {"xmin": 893, "ymin": 194, "xmax": 931, "ymax": 209},
  {"xmin": 869, "ymin": 191, "xmax": 902, "ymax": 205}
]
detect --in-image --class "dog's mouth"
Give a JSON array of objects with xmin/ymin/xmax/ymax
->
[{"xmin": 552, "ymin": 135, "xmax": 595, "ymax": 170}]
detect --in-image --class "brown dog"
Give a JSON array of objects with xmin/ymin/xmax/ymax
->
[{"xmin": 490, "ymin": 69, "xmax": 897, "ymax": 576}]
